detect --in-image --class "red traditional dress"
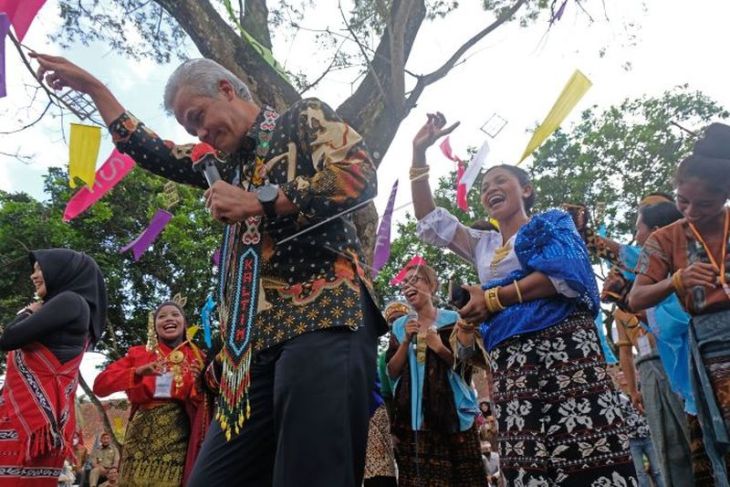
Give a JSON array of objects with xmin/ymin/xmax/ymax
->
[
  {"xmin": 93, "ymin": 342, "xmax": 207, "ymax": 487},
  {"xmin": 0, "ymin": 343, "xmax": 84, "ymax": 486}
]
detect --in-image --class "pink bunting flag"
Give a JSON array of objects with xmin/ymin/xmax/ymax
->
[
  {"xmin": 390, "ymin": 255, "xmax": 427, "ymax": 286},
  {"xmin": 63, "ymin": 149, "xmax": 136, "ymax": 221},
  {"xmin": 0, "ymin": 0, "xmax": 46, "ymax": 41},
  {"xmin": 0, "ymin": 13, "xmax": 8, "ymax": 98},
  {"xmin": 439, "ymin": 137, "xmax": 468, "ymax": 212},
  {"xmin": 372, "ymin": 180, "xmax": 399, "ymax": 276},
  {"xmin": 120, "ymin": 209, "xmax": 173, "ymax": 261}
]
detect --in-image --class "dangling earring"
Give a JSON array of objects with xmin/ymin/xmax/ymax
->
[{"xmin": 146, "ymin": 311, "xmax": 158, "ymax": 352}]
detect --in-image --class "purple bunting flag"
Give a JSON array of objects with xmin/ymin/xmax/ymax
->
[
  {"xmin": 120, "ymin": 209, "xmax": 173, "ymax": 261},
  {"xmin": 211, "ymin": 247, "xmax": 221, "ymax": 268},
  {"xmin": 0, "ymin": 13, "xmax": 10, "ymax": 98},
  {"xmin": 550, "ymin": 0, "xmax": 568, "ymax": 25},
  {"xmin": 372, "ymin": 180, "xmax": 399, "ymax": 276}
]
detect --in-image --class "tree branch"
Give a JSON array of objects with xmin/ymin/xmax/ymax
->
[
  {"xmin": 241, "ymin": 0, "xmax": 273, "ymax": 50},
  {"xmin": 0, "ymin": 101, "xmax": 53, "ymax": 135},
  {"xmin": 337, "ymin": 1, "xmax": 388, "ymax": 103},
  {"xmin": 153, "ymin": 0, "xmax": 299, "ymax": 110},
  {"xmin": 78, "ymin": 374, "xmax": 122, "ymax": 450},
  {"xmin": 407, "ymin": 0, "xmax": 528, "ymax": 111},
  {"xmin": 387, "ymin": 0, "xmax": 416, "ymax": 118}
]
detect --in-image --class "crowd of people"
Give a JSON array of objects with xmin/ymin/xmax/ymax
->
[{"xmin": 0, "ymin": 49, "xmax": 728, "ymax": 487}]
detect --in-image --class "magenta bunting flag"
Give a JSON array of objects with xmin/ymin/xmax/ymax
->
[
  {"xmin": 120, "ymin": 209, "xmax": 173, "ymax": 261},
  {"xmin": 390, "ymin": 255, "xmax": 427, "ymax": 286},
  {"xmin": 439, "ymin": 137, "xmax": 468, "ymax": 211},
  {"xmin": 456, "ymin": 162, "xmax": 467, "ymax": 211},
  {"xmin": 371, "ymin": 180, "xmax": 399, "ymax": 276},
  {"xmin": 63, "ymin": 149, "xmax": 136, "ymax": 221},
  {"xmin": 0, "ymin": 0, "xmax": 47, "ymax": 41},
  {"xmin": 0, "ymin": 13, "xmax": 9, "ymax": 98},
  {"xmin": 439, "ymin": 137, "xmax": 456, "ymax": 162}
]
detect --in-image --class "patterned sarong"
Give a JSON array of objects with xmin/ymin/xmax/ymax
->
[
  {"xmin": 393, "ymin": 424, "xmax": 484, "ymax": 487},
  {"xmin": 119, "ymin": 402, "xmax": 189, "ymax": 487},
  {"xmin": 489, "ymin": 313, "xmax": 637, "ymax": 486},
  {"xmin": 636, "ymin": 353, "xmax": 694, "ymax": 486},
  {"xmin": 689, "ymin": 309, "xmax": 730, "ymax": 487}
]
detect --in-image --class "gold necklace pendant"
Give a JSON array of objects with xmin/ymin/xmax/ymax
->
[
  {"xmin": 168, "ymin": 350, "xmax": 185, "ymax": 365},
  {"xmin": 490, "ymin": 241, "xmax": 513, "ymax": 269}
]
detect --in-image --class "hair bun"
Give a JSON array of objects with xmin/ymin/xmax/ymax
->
[{"xmin": 694, "ymin": 123, "xmax": 730, "ymax": 160}]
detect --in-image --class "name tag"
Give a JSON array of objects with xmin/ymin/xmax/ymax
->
[
  {"xmin": 154, "ymin": 372, "xmax": 173, "ymax": 398},
  {"xmin": 637, "ymin": 334, "xmax": 652, "ymax": 357}
]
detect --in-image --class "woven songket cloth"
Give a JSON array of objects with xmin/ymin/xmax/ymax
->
[
  {"xmin": 0, "ymin": 343, "xmax": 84, "ymax": 486},
  {"xmin": 119, "ymin": 402, "xmax": 189, "ymax": 487},
  {"xmin": 689, "ymin": 310, "xmax": 730, "ymax": 487}
]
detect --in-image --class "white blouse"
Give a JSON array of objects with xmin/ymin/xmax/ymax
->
[{"xmin": 416, "ymin": 207, "xmax": 578, "ymax": 297}]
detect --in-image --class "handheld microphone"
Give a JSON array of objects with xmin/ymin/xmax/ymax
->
[
  {"xmin": 405, "ymin": 312, "xmax": 419, "ymax": 345},
  {"xmin": 191, "ymin": 143, "xmax": 222, "ymax": 187}
]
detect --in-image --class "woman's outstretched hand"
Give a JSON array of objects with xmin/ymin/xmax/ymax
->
[{"xmin": 412, "ymin": 112, "xmax": 460, "ymax": 156}]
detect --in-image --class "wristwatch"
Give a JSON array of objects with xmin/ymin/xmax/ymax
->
[{"xmin": 256, "ymin": 183, "xmax": 280, "ymax": 219}]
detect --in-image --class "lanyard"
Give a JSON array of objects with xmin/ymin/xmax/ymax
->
[{"xmin": 687, "ymin": 208, "xmax": 730, "ymax": 299}]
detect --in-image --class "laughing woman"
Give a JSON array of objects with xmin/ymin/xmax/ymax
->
[
  {"xmin": 93, "ymin": 302, "xmax": 208, "ymax": 487},
  {"xmin": 386, "ymin": 263, "xmax": 486, "ymax": 487},
  {"xmin": 629, "ymin": 123, "xmax": 730, "ymax": 487},
  {"xmin": 409, "ymin": 113, "xmax": 637, "ymax": 486}
]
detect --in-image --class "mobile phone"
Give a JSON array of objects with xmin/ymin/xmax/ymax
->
[{"xmin": 449, "ymin": 280, "xmax": 470, "ymax": 309}]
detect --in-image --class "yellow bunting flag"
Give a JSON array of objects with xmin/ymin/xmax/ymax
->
[
  {"xmin": 517, "ymin": 70, "xmax": 592, "ymax": 164},
  {"xmin": 68, "ymin": 123, "xmax": 101, "ymax": 188}
]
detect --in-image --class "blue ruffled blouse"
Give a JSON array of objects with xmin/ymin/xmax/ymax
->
[{"xmin": 480, "ymin": 209, "xmax": 600, "ymax": 351}]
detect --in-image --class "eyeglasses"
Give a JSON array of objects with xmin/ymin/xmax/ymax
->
[{"xmin": 399, "ymin": 275, "xmax": 427, "ymax": 288}]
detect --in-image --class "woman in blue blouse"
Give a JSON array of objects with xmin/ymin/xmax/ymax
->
[{"xmin": 409, "ymin": 112, "xmax": 637, "ymax": 486}]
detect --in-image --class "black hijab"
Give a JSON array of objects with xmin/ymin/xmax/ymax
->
[{"xmin": 30, "ymin": 249, "xmax": 108, "ymax": 343}]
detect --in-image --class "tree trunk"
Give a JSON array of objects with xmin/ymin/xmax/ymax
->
[
  {"xmin": 155, "ymin": 0, "xmax": 300, "ymax": 111},
  {"xmin": 242, "ymin": 0, "xmax": 273, "ymax": 50}
]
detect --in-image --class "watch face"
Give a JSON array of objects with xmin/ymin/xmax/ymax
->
[{"xmin": 257, "ymin": 184, "xmax": 279, "ymax": 203}]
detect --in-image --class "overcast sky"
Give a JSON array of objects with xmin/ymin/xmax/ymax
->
[{"xmin": 1, "ymin": 0, "xmax": 729, "ymax": 390}]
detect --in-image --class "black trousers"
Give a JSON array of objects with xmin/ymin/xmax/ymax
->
[{"xmin": 188, "ymin": 284, "xmax": 381, "ymax": 487}]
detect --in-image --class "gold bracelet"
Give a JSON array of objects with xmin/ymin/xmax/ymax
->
[
  {"xmin": 513, "ymin": 280, "xmax": 523, "ymax": 304},
  {"xmin": 484, "ymin": 287, "xmax": 505, "ymax": 314},
  {"xmin": 672, "ymin": 270, "xmax": 685, "ymax": 295},
  {"xmin": 409, "ymin": 165, "xmax": 430, "ymax": 180}
]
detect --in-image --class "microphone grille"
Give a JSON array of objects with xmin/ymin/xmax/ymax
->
[{"xmin": 191, "ymin": 143, "xmax": 216, "ymax": 163}]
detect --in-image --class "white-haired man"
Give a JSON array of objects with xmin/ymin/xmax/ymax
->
[{"xmin": 32, "ymin": 52, "xmax": 385, "ymax": 487}]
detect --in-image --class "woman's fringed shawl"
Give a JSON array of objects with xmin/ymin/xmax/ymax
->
[
  {"xmin": 480, "ymin": 209, "xmax": 600, "ymax": 351},
  {"xmin": 1, "ymin": 343, "xmax": 84, "ymax": 462}
]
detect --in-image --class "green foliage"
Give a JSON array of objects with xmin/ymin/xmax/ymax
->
[
  {"xmin": 529, "ymin": 85, "xmax": 729, "ymax": 239},
  {"xmin": 0, "ymin": 167, "xmax": 220, "ymax": 362}
]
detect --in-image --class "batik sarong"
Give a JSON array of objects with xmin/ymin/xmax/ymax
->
[
  {"xmin": 364, "ymin": 405, "xmax": 396, "ymax": 480},
  {"xmin": 689, "ymin": 309, "xmax": 730, "ymax": 487},
  {"xmin": 489, "ymin": 313, "xmax": 637, "ymax": 486},
  {"xmin": 119, "ymin": 402, "xmax": 189, "ymax": 487},
  {"xmin": 636, "ymin": 353, "xmax": 694, "ymax": 486}
]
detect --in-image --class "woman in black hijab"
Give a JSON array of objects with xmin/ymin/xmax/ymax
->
[{"xmin": 0, "ymin": 249, "xmax": 107, "ymax": 487}]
